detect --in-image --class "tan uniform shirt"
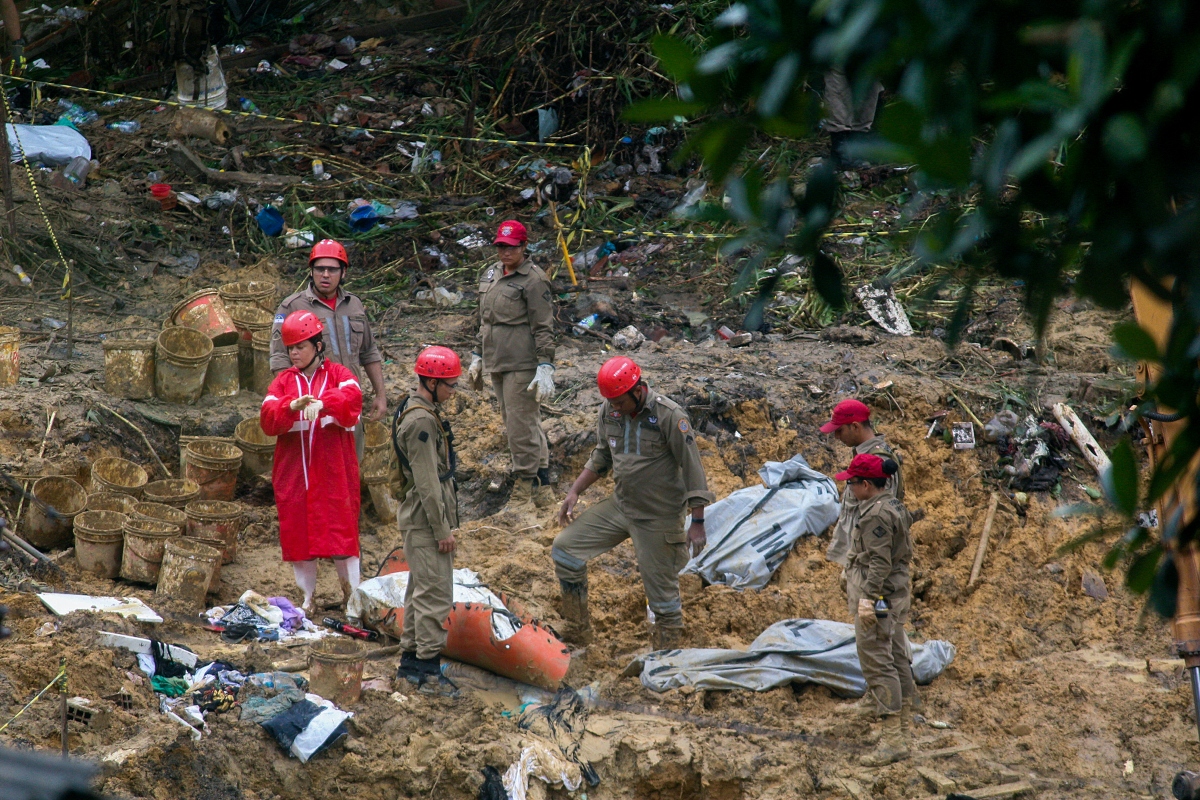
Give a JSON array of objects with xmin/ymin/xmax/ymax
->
[
  {"xmin": 270, "ymin": 285, "xmax": 383, "ymax": 384},
  {"xmin": 828, "ymin": 434, "xmax": 903, "ymax": 565},
  {"xmin": 846, "ymin": 492, "xmax": 912, "ymax": 600},
  {"xmin": 585, "ymin": 391, "xmax": 715, "ymax": 520},
  {"xmin": 474, "ymin": 259, "xmax": 555, "ymax": 373},
  {"xmin": 393, "ymin": 395, "xmax": 458, "ymax": 540}
]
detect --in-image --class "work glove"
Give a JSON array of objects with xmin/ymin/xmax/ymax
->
[
  {"xmin": 528, "ymin": 363, "xmax": 555, "ymax": 404},
  {"xmin": 856, "ymin": 598, "xmax": 875, "ymax": 625},
  {"xmin": 289, "ymin": 394, "xmax": 314, "ymax": 412},
  {"xmin": 467, "ymin": 352, "xmax": 484, "ymax": 391},
  {"xmin": 302, "ymin": 399, "xmax": 324, "ymax": 422}
]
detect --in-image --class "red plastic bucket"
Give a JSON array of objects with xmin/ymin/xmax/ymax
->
[
  {"xmin": 170, "ymin": 289, "xmax": 240, "ymax": 347},
  {"xmin": 150, "ymin": 183, "xmax": 177, "ymax": 211}
]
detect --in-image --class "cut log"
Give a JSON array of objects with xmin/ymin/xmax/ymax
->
[{"xmin": 1052, "ymin": 402, "xmax": 1112, "ymax": 475}]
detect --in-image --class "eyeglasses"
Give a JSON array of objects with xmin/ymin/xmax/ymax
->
[
  {"xmin": 311, "ymin": 266, "xmax": 342, "ymax": 274},
  {"xmin": 846, "ymin": 478, "xmax": 866, "ymax": 486},
  {"xmin": 442, "ymin": 381, "xmax": 459, "ymax": 390}
]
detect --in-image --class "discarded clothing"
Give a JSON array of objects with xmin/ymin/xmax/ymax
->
[
  {"xmin": 635, "ymin": 618, "xmax": 955, "ymax": 695},
  {"xmin": 502, "ymin": 741, "xmax": 583, "ymax": 800},
  {"xmin": 194, "ymin": 684, "xmax": 237, "ymax": 713},
  {"xmin": 683, "ymin": 455, "xmax": 841, "ymax": 590},
  {"xmin": 268, "ymin": 596, "xmax": 306, "ymax": 632},
  {"xmin": 240, "ymin": 672, "xmax": 309, "ymax": 724},
  {"xmin": 260, "ymin": 696, "xmax": 351, "ymax": 763},
  {"xmin": 150, "ymin": 676, "xmax": 190, "ymax": 697}
]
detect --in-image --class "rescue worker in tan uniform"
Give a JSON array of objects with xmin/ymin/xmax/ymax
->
[
  {"xmin": 553, "ymin": 357, "xmax": 714, "ymax": 650},
  {"xmin": 467, "ymin": 219, "xmax": 557, "ymax": 512},
  {"xmin": 821, "ymin": 398, "xmax": 904, "ymax": 567},
  {"xmin": 837, "ymin": 453, "xmax": 917, "ymax": 767},
  {"xmin": 271, "ymin": 239, "xmax": 387, "ymax": 459},
  {"xmin": 392, "ymin": 346, "xmax": 460, "ymax": 695}
]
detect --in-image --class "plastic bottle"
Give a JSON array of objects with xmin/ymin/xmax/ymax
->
[
  {"xmin": 107, "ymin": 121, "xmax": 141, "ymax": 133},
  {"xmin": 239, "ymin": 97, "xmax": 259, "ymax": 113},
  {"xmin": 146, "ymin": 171, "xmax": 164, "ymax": 183},
  {"xmin": 62, "ymin": 156, "xmax": 92, "ymax": 186},
  {"xmin": 56, "ymin": 98, "xmax": 99, "ymax": 126},
  {"xmin": 874, "ymin": 596, "xmax": 889, "ymax": 620},
  {"xmin": 311, "ymin": 159, "xmax": 324, "ymax": 178},
  {"xmin": 646, "ymin": 603, "xmax": 656, "ymax": 625},
  {"xmin": 11, "ymin": 265, "xmax": 32, "ymax": 287},
  {"xmin": 572, "ymin": 313, "xmax": 600, "ymax": 336}
]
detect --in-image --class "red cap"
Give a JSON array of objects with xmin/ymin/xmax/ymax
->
[
  {"xmin": 493, "ymin": 220, "xmax": 528, "ymax": 246},
  {"xmin": 819, "ymin": 398, "xmax": 871, "ymax": 433},
  {"xmin": 834, "ymin": 453, "xmax": 886, "ymax": 481}
]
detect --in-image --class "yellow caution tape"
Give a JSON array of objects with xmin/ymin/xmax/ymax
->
[{"xmin": 0, "ymin": 666, "xmax": 66, "ymax": 734}]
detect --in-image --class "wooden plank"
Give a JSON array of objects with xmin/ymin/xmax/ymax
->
[
  {"xmin": 968, "ymin": 493, "xmax": 1000, "ymax": 587},
  {"xmin": 915, "ymin": 766, "xmax": 956, "ymax": 794},
  {"xmin": 112, "ymin": 4, "xmax": 468, "ymax": 93},
  {"xmin": 916, "ymin": 780, "xmax": 1033, "ymax": 800},
  {"xmin": 912, "ymin": 742, "xmax": 981, "ymax": 760}
]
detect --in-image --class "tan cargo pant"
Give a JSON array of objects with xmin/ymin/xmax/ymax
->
[
  {"xmin": 491, "ymin": 369, "xmax": 549, "ymax": 481},
  {"xmin": 551, "ymin": 496, "xmax": 688, "ymax": 628},
  {"xmin": 847, "ymin": 580, "xmax": 917, "ymax": 715},
  {"xmin": 398, "ymin": 527, "xmax": 454, "ymax": 660},
  {"xmin": 823, "ymin": 69, "xmax": 884, "ymax": 134}
]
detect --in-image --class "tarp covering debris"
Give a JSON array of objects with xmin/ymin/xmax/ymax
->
[
  {"xmin": 682, "ymin": 455, "xmax": 840, "ymax": 590},
  {"xmin": 636, "ymin": 618, "xmax": 956, "ymax": 695}
]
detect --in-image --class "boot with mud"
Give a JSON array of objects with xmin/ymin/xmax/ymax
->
[
  {"xmin": 559, "ymin": 579, "xmax": 593, "ymax": 645},
  {"xmin": 859, "ymin": 714, "xmax": 910, "ymax": 767},
  {"xmin": 900, "ymin": 695, "xmax": 918, "ymax": 733},
  {"xmin": 396, "ymin": 651, "xmax": 424, "ymax": 685},
  {"xmin": 650, "ymin": 623, "xmax": 684, "ymax": 652},
  {"xmin": 504, "ymin": 477, "xmax": 537, "ymax": 514},
  {"xmin": 834, "ymin": 696, "xmax": 877, "ymax": 720},
  {"xmin": 533, "ymin": 468, "xmax": 556, "ymax": 509}
]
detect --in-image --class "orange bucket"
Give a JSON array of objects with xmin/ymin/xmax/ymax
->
[{"xmin": 170, "ymin": 289, "xmax": 239, "ymax": 347}]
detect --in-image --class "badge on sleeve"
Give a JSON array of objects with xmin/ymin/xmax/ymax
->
[
  {"xmin": 678, "ymin": 419, "xmax": 691, "ymax": 434},
  {"xmin": 872, "ymin": 525, "xmax": 887, "ymax": 538},
  {"xmin": 648, "ymin": 416, "xmax": 657, "ymax": 425},
  {"xmin": 484, "ymin": 268, "xmax": 494, "ymax": 281},
  {"xmin": 609, "ymin": 410, "xmax": 621, "ymax": 419},
  {"xmin": 608, "ymin": 437, "xmax": 617, "ymax": 449},
  {"xmin": 273, "ymin": 313, "xmax": 286, "ymax": 324}
]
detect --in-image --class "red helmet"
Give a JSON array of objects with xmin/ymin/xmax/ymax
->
[
  {"xmin": 597, "ymin": 356, "xmax": 641, "ymax": 399},
  {"xmin": 309, "ymin": 239, "xmax": 348, "ymax": 268},
  {"xmin": 415, "ymin": 346, "xmax": 462, "ymax": 379},
  {"xmin": 281, "ymin": 310, "xmax": 325, "ymax": 346}
]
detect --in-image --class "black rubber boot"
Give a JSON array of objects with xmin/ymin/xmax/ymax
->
[{"xmin": 396, "ymin": 651, "xmax": 426, "ymax": 685}]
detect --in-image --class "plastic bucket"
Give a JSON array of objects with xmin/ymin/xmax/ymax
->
[
  {"xmin": 365, "ymin": 476, "xmax": 397, "ymax": 524},
  {"xmin": 150, "ymin": 184, "xmax": 177, "ymax": 211},
  {"xmin": 186, "ymin": 535, "xmax": 226, "ymax": 592},
  {"xmin": 185, "ymin": 440, "xmax": 242, "ymax": 501},
  {"xmin": 74, "ymin": 510, "xmax": 127, "ymax": 578},
  {"xmin": 231, "ymin": 305, "xmax": 274, "ymax": 387},
  {"xmin": 87, "ymin": 492, "xmax": 135, "ymax": 515},
  {"xmin": 179, "ymin": 435, "xmax": 235, "ymax": 475},
  {"xmin": 102, "ymin": 337, "xmax": 156, "ymax": 399},
  {"xmin": 26, "ymin": 476, "xmax": 88, "ymax": 549},
  {"xmin": 221, "ymin": 281, "xmax": 277, "ymax": 315},
  {"xmin": 90, "ymin": 457, "xmax": 148, "ymax": 498},
  {"xmin": 360, "ymin": 420, "xmax": 392, "ymax": 481},
  {"xmin": 256, "ymin": 206, "xmax": 284, "ymax": 236},
  {"xmin": 308, "ymin": 638, "xmax": 364, "ymax": 706},
  {"xmin": 142, "ymin": 478, "xmax": 201, "ymax": 509},
  {"xmin": 234, "ymin": 418, "xmax": 276, "ymax": 480},
  {"xmin": 170, "ymin": 288, "xmax": 239, "ymax": 348},
  {"xmin": 157, "ymin": 538, "xmax": 221, "ymax": 609},
  {"xmin": 120, "ymin": 517, "xmax": 180, "ymax": 584},
  {"xmin": 205, "ymin": 343, "xmax": 240, "ymax": 397},
  {"xmin": 251, "ymin": 329, "xmax": 273, "ymax": 394},
  {"xmin": 155, "ymin": 327, "xmax": 213, "ymax": 404},
  {"xmin": 176, "ymin": 46, "xmax": 227, "ymax": 110},
  {"xmin": 0, "ymin": 326, "xmax": 18, "ymax": 387},
  {"xmin": 131, "ymin": 501, "xmax": 187, "ymax": 536},
  {"xmin": 184, "ymin": 500, "xmax": 244, "ymax": 564}
]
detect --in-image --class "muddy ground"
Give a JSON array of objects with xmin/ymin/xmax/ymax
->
[{"xmin": 1, "ymin": 257, "xmax": 1192, "ymax": 800}]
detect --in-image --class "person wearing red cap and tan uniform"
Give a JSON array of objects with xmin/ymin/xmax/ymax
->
[
  {"xmin": 820, "ymin": 398, "xmax": 904, "ymax": 567},
  {"xmin": 467, "ymin": 220, "xmax": 557, "ymax": 512},
  {"xmin": 392, "ymin": 346, "xmax": 461, "ymax": 694},
  {"xmin": 271, "ymin": 239, "xmax": 386, "ymax": 459},
  {"xmin": 834, "ymin": 453, "xmax": 917, "ymax": 767},
  {"xmin": 260, "ymin": 311, "xmax": 364, "ymax": 614},
  {"xmin": 553, "ymin": 357, "xmax": 713, "ymax": 650}
]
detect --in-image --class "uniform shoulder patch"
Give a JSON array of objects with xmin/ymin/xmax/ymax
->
[
  {"xmin": 648, "ymin": 415, "xmax": 658, "ymax": 425},
  {"xmin": 678, "ymin": 419, "xmax": 691, "ymax": 434},
  {"xmin": 542, "ymin": 290, "xmax": 552, "ymax": 302},
  {"xmin": 608, "ymin": 410, "xmax": 621, "ymax": 419},
  {"xmin": 872, "ymin": 525, "xmax": 888, "ymax": 538},
  {"xmin": 608, "ymin": 436, "xmax": 617, "ymax": 448},
  {"xmin": 418, "ymin": 431, "xmax": 429, "ymax": 442},
  {"xmin": 273, "ymin": 313, "xmax": 286, "ymax": 324}
]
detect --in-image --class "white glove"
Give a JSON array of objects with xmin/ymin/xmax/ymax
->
[
  {"xmin": 302, "ymin": 399, "xmax": 324, "ymax": 421},
  {"xmin": 290, "ymin": 395, "xmax": 314, "ymax": 412},
  {"xmin": 857, "ymin": 597, "xmax": 875, "ymax": 624},
  {"xmin": 467, "ymin": 352, "xmax": 484, "ymax": 391},
  {"xmin": 528, "ymin": 363, "xmax": 555, "ymax": 403}
]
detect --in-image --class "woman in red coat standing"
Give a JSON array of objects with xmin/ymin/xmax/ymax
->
[{"xmin": 261, "ymin": 310, "xmax": 364, "ymax": 614}]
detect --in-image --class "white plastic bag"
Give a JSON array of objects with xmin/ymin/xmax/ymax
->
[{"xmin": 5, "ymin": 124, "xmax": 92, "ymax": 165}]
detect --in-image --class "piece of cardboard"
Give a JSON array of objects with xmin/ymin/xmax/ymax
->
[{"xmin": 37, "ymin": 593, "xmax": 164, "ymax": 624}]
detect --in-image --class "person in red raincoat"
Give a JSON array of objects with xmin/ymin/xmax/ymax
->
[{"xmin": 261, "ymin": 310, "xmax": 364, "ymax": 614}]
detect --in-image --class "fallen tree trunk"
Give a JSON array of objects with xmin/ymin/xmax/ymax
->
[{"xmin": 167, "ymin": 141, "xmax": 300, "ymax": 189}]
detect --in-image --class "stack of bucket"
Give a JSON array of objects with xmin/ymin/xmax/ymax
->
[{"xmin": 102, "ymin": 283, "xmax": 277, "ymax": 405}]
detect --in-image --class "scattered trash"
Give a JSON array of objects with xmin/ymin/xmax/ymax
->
[
  {"xmin": 537, "ymin": 108, "xmax": 560, "ymax": 144},
  {"xmin": 611, "ymin": 325, "xmax": 645, "ymax": 350},
  {"xmin": 42, "ymin": 317, "xmax": 66, "ymax": 330},
  {"xmin": 854, "ymin": 282, "xmax": 913, "ymax": 336},
  {"xmin": 56, "ymin": 99, "xmax": 98, "ymax": 127},
  {"xmin": 456, "ymin": 232, "xmax": 490, "ymax": 249},
  {"xmin": 683, "ymin": 456, "xmax": 840, "ymax": 590},
  {"xmin": 322, "ymin": 618, "xmax": 379, "ymax": 641},
  {"xmin": 285, "ymin": 230, "xmax": 316, "ymax": 248},
  {"xmin": 503, "ymin": 741, "xmax": 583, "ymax": 800},
  {"xmin": 572, "ymin": 314, "xmax": 601, "ymax": 336},
  {"xmin": 260, "ymin": 695, "xmax": 352, "ymax": 763},
  {"xmin": 632, "ymin": 618, "xmax": 956, "ymax": 694},
  {"xmin": 150, "ymin": 184, "xmax": 177, "ymax": 211},
  {"xmin": 256, "ymin": 206, "xmax": 285, "ymax": 236},
  {"xmin": 716, "ymin": 325, "xmax": 736, "ymax": 340},
  {"xmin": 348, "ymin": 205, "xmax": 379, "ymax": 232},
  {"xmin": 106, "ymin": 121, "xmax": 141, "ymax": 134},
  {"xmin": 96, "ymin": 631, "xmax": 198, "ymax": 667},
  {"xmin": 203, "ymin": 190, "xmax": 239, "ymax": 210},
  {"xmin": 5, "ymin": 122, "xmax": 92, "ymax": 165},
  {"xmin": 727, "ymin": 332, "xmax": 753, "ymax": 348},
  {"xmin": 311, "ymin": 159, "xmax": 325, "ymax": 178},
  {"xmin": 171, "ymin": 107, "xmax": 231, "ymax": 145},
  {"xmin": 951, "ymin": 422, "xmax": 976, "ymax": 450},
  {"xmin": 327, "ymin": 58, "xmax": 349, "ymax": 71},
  {"xmin": 238, "ymin": 97, "xmax": 259, "ymax": 113},
  {"xmin": 38, "ymin": 593, "xmax": 163, "ymax": 623},
  {"xmin": 35, "ymin": 621, "xmax": 58, "ymax": 636},
  {"xmin": 11, "ymin": 264, "xmax": 32, "ymax": 286},
  {"xmin": 982, "ymin": 410, "xmax": 1019, "ymax": 443}
]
